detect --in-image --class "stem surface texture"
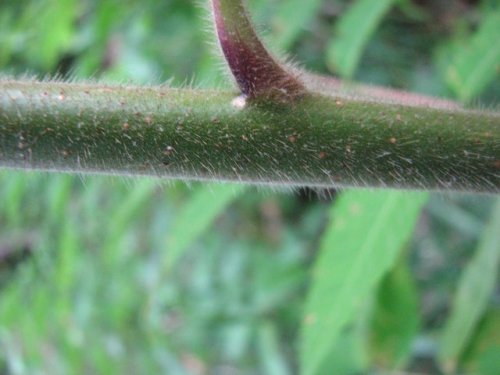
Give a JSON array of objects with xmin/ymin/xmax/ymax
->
[{"xmin": 1, "ymin": 80, "xmax": 498, "ymax": 193}]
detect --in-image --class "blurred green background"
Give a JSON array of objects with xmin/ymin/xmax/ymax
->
[{"xmin": 0, "ymin": 0, "xmax": 499, "ymax": 374}]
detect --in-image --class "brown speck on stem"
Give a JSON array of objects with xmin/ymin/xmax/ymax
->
[{"xmin": 319, "ymin": 151, "xmax": 327, "ymax": 159}]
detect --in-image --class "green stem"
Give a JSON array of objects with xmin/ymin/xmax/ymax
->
[{"xmin": 1, "ymin": 80, "xmax": 498, "ymax": 193}]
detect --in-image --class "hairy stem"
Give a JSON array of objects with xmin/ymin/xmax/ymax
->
[
  {"xmin": 1, "ymin": 80, "xmax": 498, "ymax": 193},
  {"xmin": 212, "ymin": 0, "xmax": 305, "ymax": 100},
  {"xmin": 212, "ymin": 0, "xmax": 459, "ymax": 110}
]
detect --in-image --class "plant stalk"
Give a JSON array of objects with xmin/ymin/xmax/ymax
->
[
  {"xmin": 211, "ymin": 0, "xmax": 305, "ymax": 100},
  {"xmin": 1, "ymin": 80, "xmax": 498, "ymax": 192}
]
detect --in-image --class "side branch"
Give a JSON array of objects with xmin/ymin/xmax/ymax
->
[
  {"xmin": 212, "ymin": 0, "xmax": 459, "ymax": 109},
  {"xmin": 211, "ymin": 0, "xmax": 306, "ymax": 100},
  {"xmin": 1, "ymin": 80, "xmax": 498, "ymax": 193}
]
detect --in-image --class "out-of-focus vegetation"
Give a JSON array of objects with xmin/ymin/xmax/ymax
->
[{"xmin": 0, "ymin": 0, "xmax": 499, "ymax": 374}]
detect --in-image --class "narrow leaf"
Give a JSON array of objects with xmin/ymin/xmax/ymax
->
[
  {"xmin": 163, "ymin": 183, "xmax": 244, "ymax": 272},
  {"xmin": 24, "ymin": 0, "xmax": 77, "ymax": 69},
  {"xmin": 445, "ymin": 10, "xmax": 500, "ymax": 102},
  {"xmin": 103, "ymin": 179, "xmax": 158, "ymax": 252},
  {"xmin": 257, "ymin": 322, "xmax": 291, "ymax": 375},
  {"xmin": 317, "ymin": 306, "xmax": 371, "ymax": 375},
  {"xmin": 300, "ymin": 191, "xmax": 428, "ymax": 375},
  {"xmin": 462, "ymin": 308, "xmax": 500, "ymax": 374},
  {"xmin": 477, "ymin": 346, "xmax": 500, "ymax": 375},
  {"xmin": 438, "ymin": 198, "xmax": 500, "ymax": 373},
  {"xmin": 272, "ymin": 0, "xmax": 324, "ymax": 50},
  {"xmin": 0, "ymin": 172, "xmax": 28, "ymax": 227},
  {"xmin": 56, "ymin": 218, "xmax": 80, "ymax": 309},
  {"xmin": 46, "ymin": 175, "xmax": 74, "ymax": 225},
  {"xmin": 327, "ymin": 0, "xmax": 396, "ymax": 78},
  {"xmin": 301, "ymin": 190, "xmax": 428, "ymax": 375},
  {"xmin": 370, "ymin": 252, "xmax": 420, "ymax": 369}
]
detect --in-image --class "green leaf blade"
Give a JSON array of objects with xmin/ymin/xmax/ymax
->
[
  {"xmin": 326, "ymin": 0, "xmax": 396, "ymax": 78},
  {"xmin": 272, "ymin": 0, "xmax": 324, "ymax": 50},
  {"xmin": 103, "ymin": 179, "xmax": 158, "ymax": 252},
  {"xmin": 370, "ymin": 252, "xmax": 420, "ymax": 369},
  {"xmin": 163, "ymin": 183, "xmax": 245, "ymax": 272},
  {"xmin": 462, "ymin": 308, "xmax": 500, "ymax": 375},
  {"xmin": 300, "ymin": 190, "xmax": 428, "ymax": 375},
  {"xmin": 445, "ymin": 10, "xmax": 500, "ymax": 102},
  {"xmin": 438, "ymin": 198, "xmax": 500, "ymax": 373}
]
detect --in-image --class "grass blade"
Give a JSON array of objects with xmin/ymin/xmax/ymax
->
[
  {"xmin": 300, "ymin": 190, "xmax": 428, "ymax": 375},
  {"xmin": 438, "ymin": 198, "xmax": 500, "ymax": 373},
  {"xmin": 445, "ymin": 10, "xmax": 500, "ymax": 102},
  {"xmin": 462, "ymin": 308, "xmax": 500, "ymax": 375},
  {"xmin": 370, "ymin": 252, "xmax": 420, "ymax": 369},
  {"xmin": 317, "ymin": 307, "xmax": 371, "ymax": 375},
  {"xmin": 326, "ymin": 0, "xmax": 396, "ymax": 78},
  {"xmin": 162, "ymin": 183, "xmax": 245, "ymax": 273},
  {"xmin": 257, "ymin": 322, "xmax": 291, "ymax": 375},
  {"xmin": 103, "ymin": 179, "xmax": 158, "ymax": 252},
  {"xmin": 272, "ymin": 0, "xmax": 324, "ymax": 50}
]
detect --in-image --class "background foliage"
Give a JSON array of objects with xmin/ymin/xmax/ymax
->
[{"xmin": 0, "ymin": 0, "xmax": 499, "ymax": 374}]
